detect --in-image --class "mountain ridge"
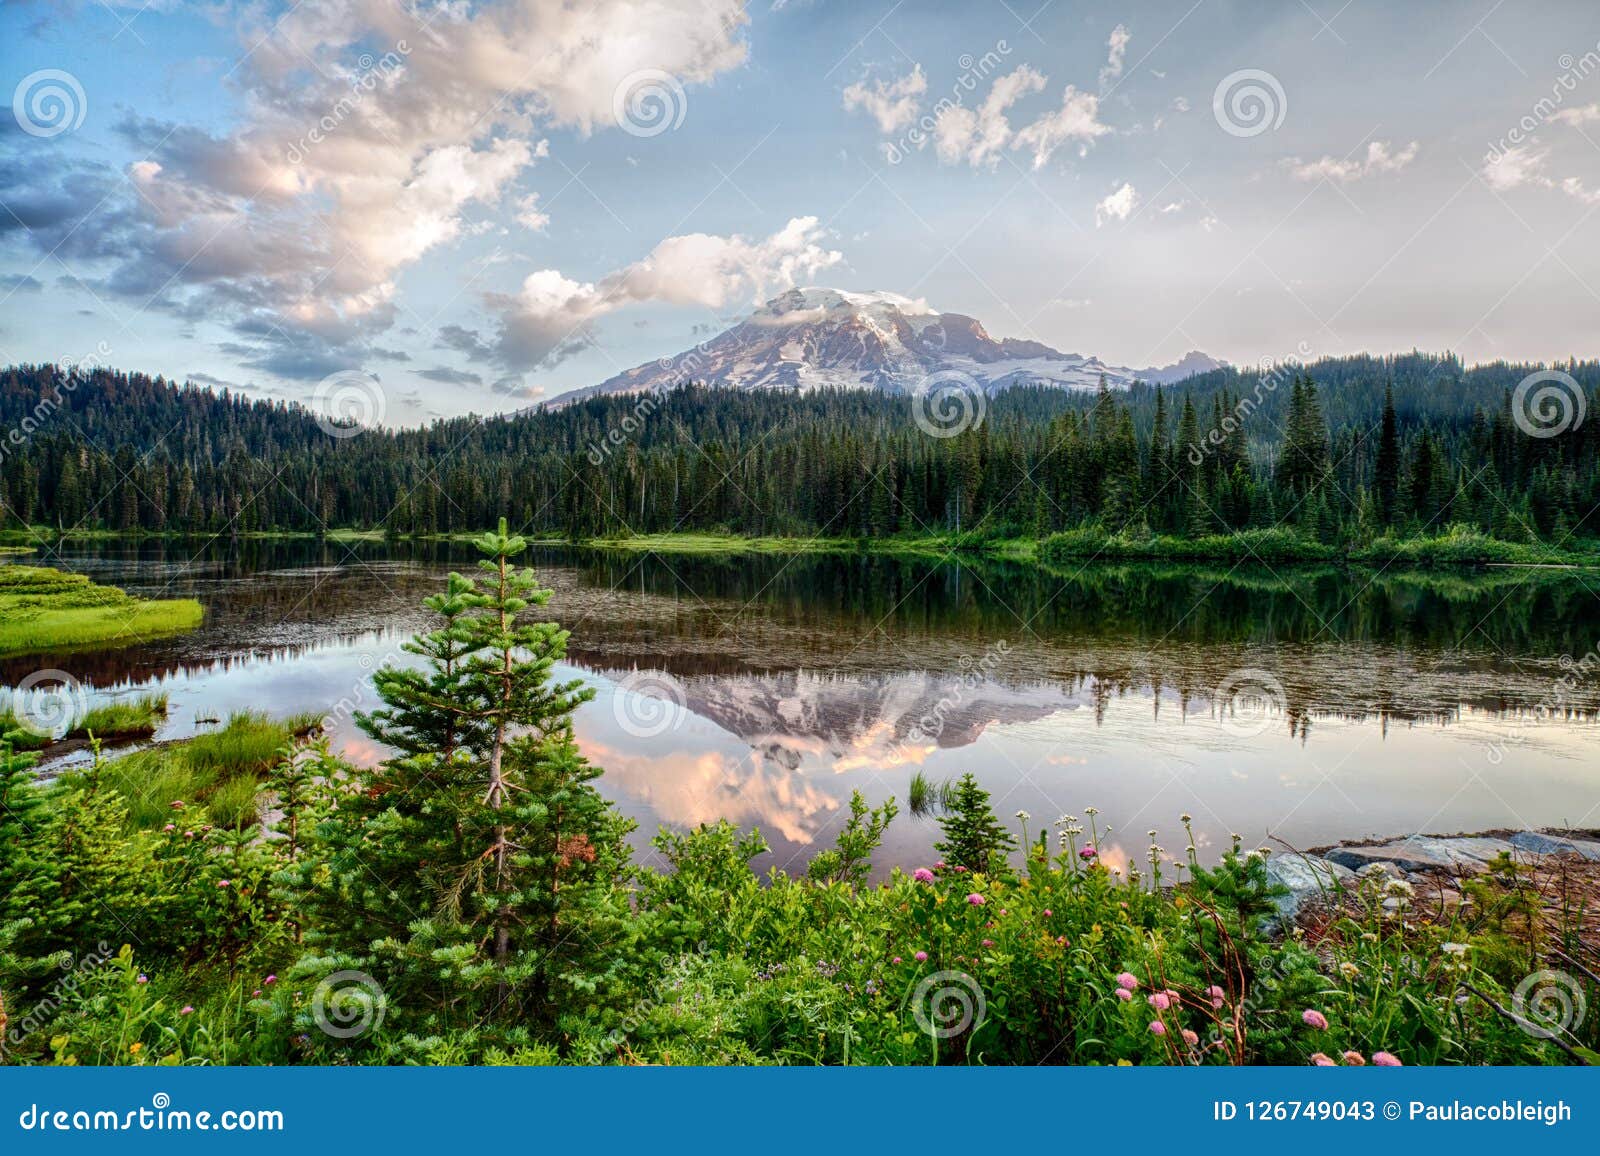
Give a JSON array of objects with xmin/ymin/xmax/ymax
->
[{"xmin": 543, "ymin": 287, "xmax": 1224, "ymax": 407}]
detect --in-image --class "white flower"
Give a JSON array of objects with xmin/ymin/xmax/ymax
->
[
  {"xmin": 1441, "ymin": 942, "xmax": 1468, "ymax": 957},
  {"xmin": 1015, "ymin": 810, "xmax": 1031, "ymax": 821}
]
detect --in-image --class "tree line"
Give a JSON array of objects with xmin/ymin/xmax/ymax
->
[{"xmin": 1, "ymin": 353, "xmax": 1596, "ymax": 545}]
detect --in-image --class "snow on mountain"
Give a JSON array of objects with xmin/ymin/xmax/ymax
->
[{"xmin": 545, "ymin": 287, "xmax": 1223, "ymax": 405}]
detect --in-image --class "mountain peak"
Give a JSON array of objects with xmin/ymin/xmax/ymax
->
[{"xmin": 545, "ymin": 289, "xmax": 1222, "ymax": 405}]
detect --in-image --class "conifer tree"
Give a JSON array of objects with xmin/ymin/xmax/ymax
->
[{"xmin": 934, "ymin": 773, "xmax": 1017, "ymax": 873}]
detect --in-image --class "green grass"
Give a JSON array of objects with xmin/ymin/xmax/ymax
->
[
  {"xmin": 98, "ymin": 710, "xmax": 321, "ymax": 829},
  {"xmin": 0, "ymin": 565, "xmax": 204, "ymax": 656},
  {"xmin": 1, "ymin": 691, "xmax": 169, "ymax": 747}
]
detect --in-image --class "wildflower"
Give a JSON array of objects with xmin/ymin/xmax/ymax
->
[
  {"xmin": 180, "ymin": 1006, "xmax": 194, "ymax": 1016},
  {"xmin": 1079, "ymin": 844, "xmax": 1097, "ymax": 860},
  {"xmin": 129, "ymin": 1042, "xmax": 143, "ymax": 1055},
  {"xmin": 1338, "ymin": 962, "xmax": 1361, "ymax": 979},
  {"xmin": 1301, "ymin": 1009, "xmax": 1329, "ymax": 1030},
  {"xmin": 1148, "ymin": 993, "xmax": 1171, "ymax": 1010},
  {"xmin": 1116, "ymin": 972, "xmax": 1139, "ymax": 991},
  {"xmin": 161, "ymin": 824, "xmax": 175, "ymax": 833},
  {"xmin": 966, "ymin": 893, "xmax": 986, "ymax": 906},
  {"xmin": 1114, "ymin": 988, "xmax": 1132, "ymax": 1002},
  {"xmin": 1342, "ymin": 1051, "xmax": 1366, "ymax": 1066},
  {"xmin": 1165, "ymin": 988, "xmax": 1181, "ymax": 1002},
  {"xmin": 1206, "ymin": 984, "xmax": 1225, "ymax": 1005},
  {"xmin": 912, "ymin": 867, "xmax": 935, "ymax": 883},
  {"xmin": 914, "ymin": 951, "xmax": 928, "ymax": 963},
  {"xmin": 1309, "ymin": 1052, "xmax": 1336, "ymax": 1066},
  {"xmin": 1056, "ymin": 936, "xmax": 1068, "ymax": 945},
  {"xmin": 216, "ymin": 879, "xmax": 231, "ymax": 889},
  {"xmin": 264, "ymin": 974, "xmax": 278, "ymax": 985},
  {"xmin": 252, "ymin": 990, "xmax": 262, "ymax": 997},
  {"xmin": 1372, "ymin": 1051, "xmax": 1402, "ymax": 1066},
  {"xmin": 169, "ymin": 800, "xmax": 185, "ymax": 810},
  {"xmin": 982, "ymin": 939, "xmax": 995, "ymax": 948},
  {"xmin": 935, "ymin": 860, "xmax": 946, "ymax": 869},
  {"xmin": 1181, "ymin": 1029, "xmax": 1199, "ymax": 1046},
  {"xmin": 1015, "ymin": 810, "xmax": 1030, "ymax": 820},
  {"xmin": 1441, "ymin": 942, "xmax": 1468, "ymax": 957},
  {"xmin": 954, "ymin": 865, "xmax": 968, "ymax": 873},
  {"xmin": 183, "ymin": 831, "xmax": 194, "ymax": 839},
  {"xmin": 137, "ymin": 974, "xmax": 148, "ymax": 984},
  {"xmin": 1043, "ymin": 909, "xmax": 1053, "ymax": 917},
  {"xmin": 1180, "ymin": 813, "xmax": 1192, "ymax": 823},
  {"xmin": 892, "ymin": 956, "xmax": 902, "ymax": 964},
  {"xmin": 1148, "ymin": 1021, "xmax": 1166, "ymax": 1036},
  {"xmin": 1084, "ymin": 806, "xmax": 1098, "ymax": 816}
]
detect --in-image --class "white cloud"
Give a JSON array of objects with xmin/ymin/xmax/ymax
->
[
  {"xmin": 1287, "ymin": 139, "xmax": 1418, "ymax": 183},
  {"xmin": 842, "ymin": 65, "xmax": 926, "ymax": 133},
  {"xmin": 1100, "ymin": 24, "xmax": 1130, "ymax": 89},
  {"xmin": 934, "ymin": 67, "xmax": 1111, "ymax": 169},
  {"xmin": 1481, "ymin": 145, "xmax": 1600, "ymax": 202},
  {"xmin": 490, "ymin": 216, "xmax": 843, "ymax": 368},
  {"xmin": 1551, "ymin": 102, "xmax": 1600, "ymax": 126},
  {"xmin": 515, "ymin": 193, "xmax": 551, "ymax": 232},
  {"xmin": 57, "ymin": 0, "xmax": 751, "ymax": 377},
  {"xmin": 1095, "ymin": 182, "xmax": 1139, "ymax": 226}
]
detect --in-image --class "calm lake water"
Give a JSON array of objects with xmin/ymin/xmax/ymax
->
[{"xmin": 5, "ymin": 539, "xmax": 1600, "ymax": 875}]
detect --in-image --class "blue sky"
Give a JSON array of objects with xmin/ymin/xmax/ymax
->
[{"xmin": 4, "ymin": 0, "xmax": 1600, "ymax": 424}]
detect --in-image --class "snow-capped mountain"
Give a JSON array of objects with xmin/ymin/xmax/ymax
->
[{"xmin": 547, "ymin": 287, "xmax": 1222, "ymax": 404}]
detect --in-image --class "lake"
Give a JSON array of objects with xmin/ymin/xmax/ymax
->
[{"xmin": 5, "ymin": 539, "xmax": 1599, "ymax": 877}]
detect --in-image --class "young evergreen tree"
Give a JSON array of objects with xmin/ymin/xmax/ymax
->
[
  {"xmin": 933, "ymin": 773, "xmax": 1017, "ymax": 873},
  {"xmin": 1374, "ymin": 383, "xmax": 1401, "ymax": 526}
]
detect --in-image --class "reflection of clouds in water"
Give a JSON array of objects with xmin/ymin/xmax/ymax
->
[{"xmin": 576, "ymin": 737, "xmax": 840, "ymax": 845}]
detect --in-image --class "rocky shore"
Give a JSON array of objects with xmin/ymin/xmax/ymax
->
[{"xmin": 1263, "ymin": 829, "xmax": 1600, "ymax": 923}]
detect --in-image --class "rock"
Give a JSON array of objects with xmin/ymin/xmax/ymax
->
[
  {"xmin": 1323, "ymin": 836, "xmax": 1516, "ymax": 874},
  {"xmin": 1263, "ymin": 854, "xmax": 1355, "ymax": 922},
  {"xmin": 1508, "ymin": 831, "xmax": 1600, "ymax": 861}
]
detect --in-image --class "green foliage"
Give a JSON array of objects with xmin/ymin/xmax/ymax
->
[
  {"xmin": 807, "ymin": 790, "xmax": 898, "ymax": 887},
  {"xmin": 933, "ymin": 773, "xmax": 1017, "ymax": 873}
]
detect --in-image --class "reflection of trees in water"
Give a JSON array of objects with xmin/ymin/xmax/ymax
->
[{"xmin": 12, "ymin": 538, "xmax": 1600, "ymax": 724}]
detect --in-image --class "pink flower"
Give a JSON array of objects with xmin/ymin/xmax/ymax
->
[
  {"xmin": 934, "ymin": 861, "xmax": 946, "ymax": 869},
  {"xmin": 136, "ymin": 975, "xmax": 148, "ymax": 984},
  {"xmin": 1056, "ymin": 936, "xmax": 1068, "ymax": 946},
  {"xmin": 1309, "ymin": 1052, "xmax": 1335, "ymax": 1066},
  {"xmin": 1372, "ymin": 1051, "xmax": 1402, "ymax": 1066},
  {"xmin": 1342, "ymin": 1051, "xmax": 1366, "ymax": 1066},
  {"xmin": 1148, "ymin": 1021, "xmax": 1166, "ymax": 1036},
  {"xmin": 966, "ymin": 893, "xmax": 986, "ymax": 906},
  {"xmin": 264, "ymin": 975, "xmax": 277, "ymax": 985},
  {"xmin": 161, "ymin": 824, "xmax": 175, "ymax": 833},
  {"xmin": 183, "ymin": 831, "xmax": 194, "ymax": 839},
  {"xmin": 912, "ymin": 867, "xmax": 935, "ymax": 883},
  {"xmin": 1148, "ymin": 993, "xmax": 1171, "ymax": 1010},
  {"xmin": 216, "ymin": 879, "xmax": 231, "ymax": 888},
  {"xmin": 1207, "ymin": 985, "xmax": 1225, "ymax": 1008},
  {"xmin": 981, "ymin": 938, "xmax": 995, "ymax": 948},
  {"xmin": 1116, "ymin": 972, "xmax": 1139, "ymax": 991},
  {"xmin": 1079, "ymin": 844, "xmax": 1097, "ymax": 859},
  {"xmin": 1164, "ymin": 988, "xmax": 1181, "ymax": 1002},
  {"xmin": 252, "ymin": 990, "xmax": 262, "ymax": 997},
  {"xmin": 999, "ymin": 909, "xmax": 1007, "ymax": 916},
  {"xmin": 1114, "ymin": 988, "xmax": 1132, "ymax": 1002},
  {"xmin": 953, "ymin": 865, "xmax": 968, "ymax": 873},
  {"xmin": 914, "ymin": 951, "xmax": 928, "ymax": 963},
  {"xmin": 1181, "ymin": 1029, "xmax": 1199, "ymax": 1046},
  {"xmin": 1043, "ymin": 909, "xmax": 1052, "ymax": 917},
  {"xmin": 169, "ymin": 800, "xmax": 185, "ymax": 809},
  {"xmin": 179, "ymin": 1006, "xmax": 194, "ymax": 1015},
  {"xmin": 1301, "ymin": 1009, "xmax": 1329, "ymax": 1030},
  {"xmin": 892, "ymin": 956, "xmax": 902, "ymax": 964}
]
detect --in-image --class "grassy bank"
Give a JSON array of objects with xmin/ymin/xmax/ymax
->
[
  {"xmin": 0, "ymin": 565, "xmax": 204, "ymax": 656},
  {"xmin": 1, "ymin": 692, "xmax": 169, "ymax": 750}
]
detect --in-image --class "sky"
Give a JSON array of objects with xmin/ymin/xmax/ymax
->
[{"xmin": 3, "ymin": 0, "xmax": 1600, "ymax": 426}]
